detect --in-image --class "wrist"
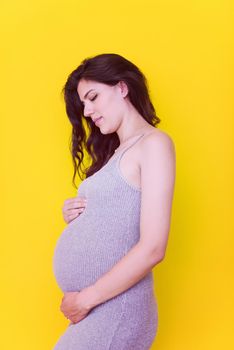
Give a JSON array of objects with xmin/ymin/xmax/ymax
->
[{"xmin": 81, "ymin": 285, "xmax": 103, "ymax": 310}]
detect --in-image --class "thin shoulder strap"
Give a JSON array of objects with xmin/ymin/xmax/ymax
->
[
  {"xmin": 116, "ymin": 130, "xmax": 156, "ymax": 160},
  {"xmin": 116, "ymin": 133, "xmax": 145, "ymax": 159}
]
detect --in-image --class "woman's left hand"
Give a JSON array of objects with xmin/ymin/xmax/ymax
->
[{"xmin": 60, "ymin": 287, "xmax": 100, "ymax": 324}]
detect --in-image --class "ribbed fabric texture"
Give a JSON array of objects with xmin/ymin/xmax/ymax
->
[{"xmin": 53, "ymin": 133, "xmax": 158, "ymax": 350}]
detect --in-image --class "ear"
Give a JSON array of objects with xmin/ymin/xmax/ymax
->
[{"xmin": 118, "ymin": 80, "xmax": 129, "ymax": 98}]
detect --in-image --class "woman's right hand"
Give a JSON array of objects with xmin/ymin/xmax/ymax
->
[{"xmin": 62, "ymin": 196, "xmax": 87, "ymax": 224}]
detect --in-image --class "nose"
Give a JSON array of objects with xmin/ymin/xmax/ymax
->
[{"xmin": 83, "ymin": 104, "xmax": 94, "ymax": 118}]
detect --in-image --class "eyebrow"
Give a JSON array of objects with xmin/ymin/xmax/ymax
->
[{"xmin": 81, "ymin": 89, "xmax": 95, "ymax": 102}]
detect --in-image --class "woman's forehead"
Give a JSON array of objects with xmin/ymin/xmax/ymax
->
[
  {"xmin": 77, "ymin": 80, "xmax": 108, "ymax": 98},
  {"xmin": 78, "ymin": 80, "xmax": 101, "ymax": 92}
]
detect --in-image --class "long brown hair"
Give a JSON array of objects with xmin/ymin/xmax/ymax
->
[{"xmin": 62, "ymin": 53, "xmax": 161, "ymax": 188}]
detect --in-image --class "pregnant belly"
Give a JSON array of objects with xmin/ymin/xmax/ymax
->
[{"xmin": 53, "ymin": 211, "xmax": 129, "ymax": 292}]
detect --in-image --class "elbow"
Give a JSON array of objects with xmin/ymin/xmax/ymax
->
[
  {"xmin": 149, "ymin": 248, "xmax": 166, "ymax": 265},
  {"xmin": 139, "ymin": 241, "xmax": 166, "ymax": 265},
  {"xmin": 152, "ymin": 252, "xmax": 165, "ymax": 265}
]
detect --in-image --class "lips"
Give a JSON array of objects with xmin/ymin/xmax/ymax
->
[{"xmin": 94, "ymin": 117, "xmax": 103, "ymax": 125}]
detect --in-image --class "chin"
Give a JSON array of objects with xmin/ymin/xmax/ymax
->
[
  {"xmin": 97, "ymin": 123, "xmax": 109, "ymax": 134},
  {"xmin": 101, "ymin": 127, "xmax": 116, "ymax": 135},
  {"xmin": 97, "ymin": 121, "xmax": 117, "ymax": 135}
]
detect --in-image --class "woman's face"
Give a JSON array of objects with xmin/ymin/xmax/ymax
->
[{"xmin": 77, "ymin": 79, "xmax": 128, "ymax": 134}]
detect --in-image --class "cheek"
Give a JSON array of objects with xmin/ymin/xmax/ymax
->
[
  {"xmin": 106, "ymin": 96, "xmax": 121, "ymax": 114},
  {"xmin": 100, "ymin": 93, "xmax": 122, "ymax": 120}
]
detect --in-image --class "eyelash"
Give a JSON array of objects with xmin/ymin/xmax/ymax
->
[
  {"xmin": 81, "ymin": 95, "xmax": 97, "ymax": 106},
  {"xmin": 90, "ymin": 95, "xmax": 97, "ymax": 101}
]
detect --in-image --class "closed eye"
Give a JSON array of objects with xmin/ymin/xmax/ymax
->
[
  {"xmin": 81, "ymin": 95, "xmax": 97, "ymax": 106},
  {"xmin": 90, "ymin": 95, "xmax": 97, "ymax": 101}
]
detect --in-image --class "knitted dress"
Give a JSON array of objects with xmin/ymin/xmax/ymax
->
[{"xmin": 52, "ymin": 133, "xmax": 158, "ymax": 350}]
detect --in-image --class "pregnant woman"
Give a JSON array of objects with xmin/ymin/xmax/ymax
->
[{"xmin": 53, "ymin": 53, "xmax": 176, "ymax": 349}]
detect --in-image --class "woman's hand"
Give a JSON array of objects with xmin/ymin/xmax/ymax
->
[
  {"xmin": 60, "ymin": 287, "xmax": 100, "ymax": 325},
  {"xmin": 62, "ymin": 196, "xmax": 87, "ymax": 224}
]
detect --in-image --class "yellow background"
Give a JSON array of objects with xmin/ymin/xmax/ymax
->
[{"xmin": 1, "ymin": 0, "xmax": 233, "ymax": 349}]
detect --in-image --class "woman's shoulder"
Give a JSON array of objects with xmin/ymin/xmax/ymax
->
[
  {"xmin": 138, "ymin": 128, "xmax": 176, "ymax": 174},
  {"xmin": 142, "ymin": 128, "xmax": 175, "ymax": 149},
  {"xmin": 137, "ymin": 127, "xmax": 176, "ymax": 168}
]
